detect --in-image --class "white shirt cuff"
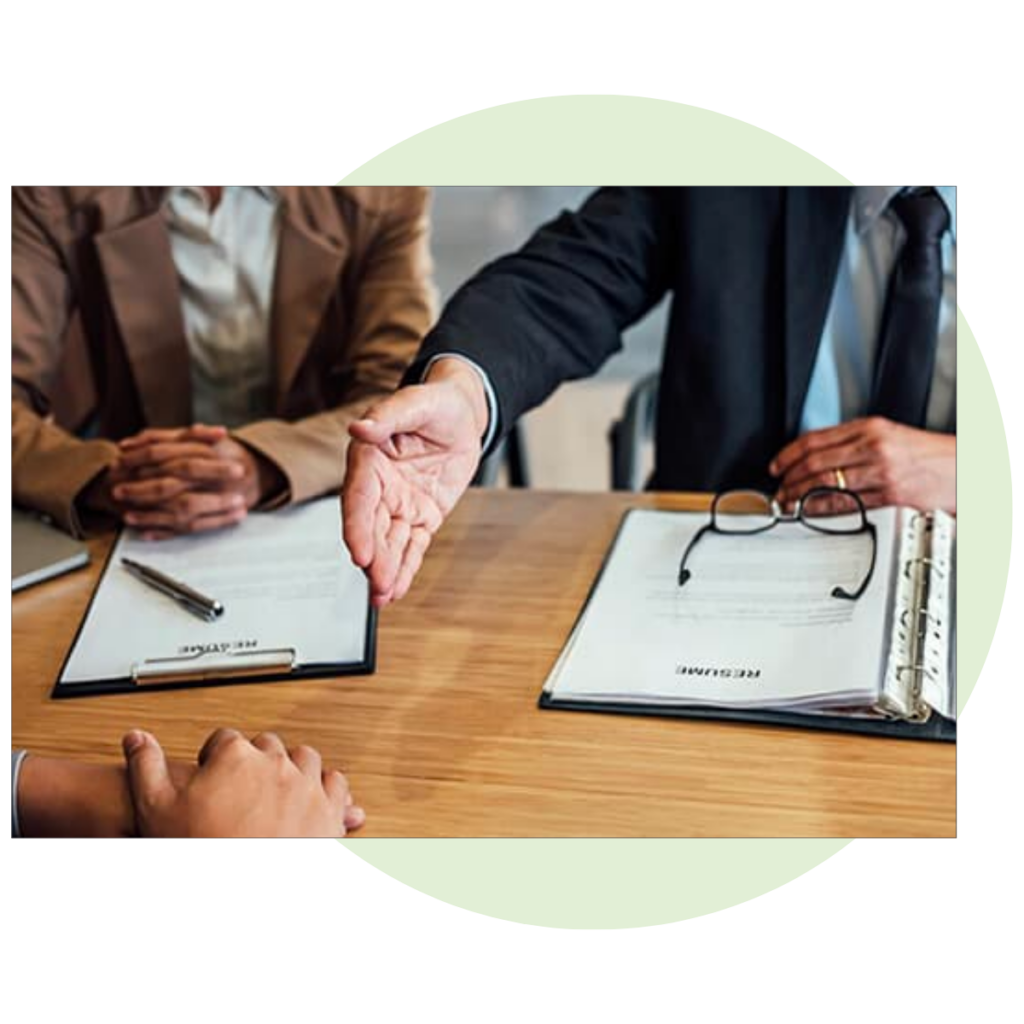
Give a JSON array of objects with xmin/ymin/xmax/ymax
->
[
  {"xmin": 11, "ymin": 750, "xmax": 28, "ymax": 838},
  {"xmin": 422, "ymin": 354, "xmax": 499, "ymax": 454}
]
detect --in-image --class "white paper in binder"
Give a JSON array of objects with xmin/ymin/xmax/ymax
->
[{"xmin": 542, "ymin": 506, "xmax": 956, "ymax": 728}]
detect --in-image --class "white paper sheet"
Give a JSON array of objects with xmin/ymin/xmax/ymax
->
[
  {"xmin": 546, "ymin": 507, "xmax": 900, "ymax": 710},
  {"xmin": 60, "ymin": 498, "xmax": 369, "ymax": 684}
]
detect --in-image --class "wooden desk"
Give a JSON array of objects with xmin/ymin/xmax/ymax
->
[{"xmin": 12, "ymin": 490, "xmax": 955, "ymax": 837}]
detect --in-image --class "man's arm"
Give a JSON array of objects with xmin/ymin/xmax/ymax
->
[
  {"xmin": 340, "ymin": 188, "xmax": 676, "ymax": 605},
  {"xmin": 12, "ymin": 752, "xmax": 136, "ymax": 838},
  {"xmin": 12, "ymin": 188, "xmax": 121, "ymax": 536},
  {"xmin": 233, "ymin": 187, "xmax": 435, "ymax": 506},
  {"xmin": 407, "ymin": 186, "xmax": 675, "ymax": 451}
]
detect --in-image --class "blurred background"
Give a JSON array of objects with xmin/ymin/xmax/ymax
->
[{"xmin": 431, "ymin": 187, "xmax": 667, "ymax": 491}]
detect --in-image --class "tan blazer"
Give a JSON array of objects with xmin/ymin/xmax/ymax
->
[{"xmin": 12, "ymin": 186, "xmax": 434, "ymax": 534}]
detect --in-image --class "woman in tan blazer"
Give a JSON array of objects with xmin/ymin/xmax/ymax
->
[{"xmin": 12, "ymin": 186, "xmax": 434, "ymax": 536}]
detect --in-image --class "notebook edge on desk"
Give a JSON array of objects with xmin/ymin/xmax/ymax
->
[{"xmin": 11, "ymin": 508, "xmax": 91, "ymax": 593}]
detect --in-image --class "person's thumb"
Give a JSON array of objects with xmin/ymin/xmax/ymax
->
[
  {"xmin": 349, "ymin": 388, "xmax": 435, "ymax": 445},
  {"xmin": 122, "ymin": 730, "xmax": 173, "ymax": 810}
]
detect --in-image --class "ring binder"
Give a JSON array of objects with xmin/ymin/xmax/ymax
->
[
  {"xmin": 131, "ymin": 647, "xmax": 298, "ymax": 686},
  {"xmin": 884, "ymin": 509, "xmax": 953, "ymax": 724}
]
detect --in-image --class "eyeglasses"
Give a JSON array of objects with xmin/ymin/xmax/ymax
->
[{"xmin": 678, "ymin": 487, "xmax": 878, "ymax": 601}]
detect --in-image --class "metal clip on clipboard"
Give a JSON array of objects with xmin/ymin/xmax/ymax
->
[{"xmin": 131, "ymin": 647, "xmax": 297, "ymax": 686}]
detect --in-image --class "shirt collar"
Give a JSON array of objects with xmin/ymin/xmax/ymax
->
[
  {"xmin": 853, "ymin": 186, "xmax": 956, "ymax": 241},
  {"xmin": 165, "ymin": 185, "xmax": 277, "ymax": 210}
]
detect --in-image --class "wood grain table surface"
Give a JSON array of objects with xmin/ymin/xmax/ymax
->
[{"xmin": 11, "ymin": 489, "xmax": 955, "ymax": 837}]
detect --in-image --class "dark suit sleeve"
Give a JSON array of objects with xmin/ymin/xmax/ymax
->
[{"xmin": 409, "ymin": 187, "xmax": 675, "ymax": 444}]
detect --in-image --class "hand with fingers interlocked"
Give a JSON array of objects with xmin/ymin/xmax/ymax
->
[{"xmin": 82, "ymin": 424, "xmax": 285, "ymax": 539}]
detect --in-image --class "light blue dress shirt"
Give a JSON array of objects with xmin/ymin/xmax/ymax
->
[{"xmin": 800, "ymin": 186, "xmax": 957, "ymax": 434}]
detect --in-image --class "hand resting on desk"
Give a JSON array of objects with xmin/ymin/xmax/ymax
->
[
  {"xmin": 771, "ymin": 417, "xmax": 956, "ymax": 514},
  {"xmin": 15, "ymin": 730, "xmax": 365, "ymax": 838}
]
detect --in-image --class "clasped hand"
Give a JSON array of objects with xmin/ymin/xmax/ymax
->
[{"xmin": 91, "ymin": 424, "xmax": 276, "ymax": 538}]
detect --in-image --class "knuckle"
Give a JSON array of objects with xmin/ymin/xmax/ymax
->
[{"xmin": 258, "ymin": 732, "xmax": 287, "ymax": 755}]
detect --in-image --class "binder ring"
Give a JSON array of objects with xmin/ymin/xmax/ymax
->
[
  {"xmin": 896, "ymin": 661, "xmax": 938, "ymax": 683},
  {"xmin": 900, "ymin": 608, "xmax": 940, "ymax": 633},
  {"xmin": 895, "ymin": 663, "xmax": 937, "ymax": 723},
  {"xmin": 904, "ymin": 556, "xmax": 945, "ymax": 581}
]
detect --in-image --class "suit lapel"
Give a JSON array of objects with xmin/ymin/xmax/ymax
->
[
  {"xmin": 94, "ymin": 209, "xmax": 193, "ymax": 426},
  {"xmin": 270, "ymin": 189, "xmax": 349, "ymax": 410},
  {"xmin": 782, "ymin": 186, "xmax": 852, "ymax": 436}
]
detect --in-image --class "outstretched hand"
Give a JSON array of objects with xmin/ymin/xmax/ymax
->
[{"xmin": 342, "ymin": 359, "xmax": 489, "ymax": 607}]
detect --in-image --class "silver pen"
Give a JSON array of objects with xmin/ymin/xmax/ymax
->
[{"xmin": 121, "ymin": 557, "xmax": 224, "ymax": 623}]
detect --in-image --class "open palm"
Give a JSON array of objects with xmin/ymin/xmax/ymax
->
[{"xmin": 342, "ymin": 380, "xmax": 484, "ymax": 606}]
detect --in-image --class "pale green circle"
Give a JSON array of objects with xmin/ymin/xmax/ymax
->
[{"xmin": 338, "ymin": 97, "xmax": 1011, "ymax": 928}]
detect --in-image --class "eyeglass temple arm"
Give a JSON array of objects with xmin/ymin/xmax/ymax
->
[
  {"xmin": 678, "ymin": 524, "xmax": 714, "ymax": 586},
  {"xmin": 831, "ymin": 523, "xmax": 878, "ymax": 601}
]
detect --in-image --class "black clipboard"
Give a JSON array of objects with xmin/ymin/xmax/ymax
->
[
  {"xmin": 538, "ymin": 510, "xmax": 956, "ymax": 743},
  {"xmin": 51, "ymin": 525, "xmax": 377, "ymax": 699}
]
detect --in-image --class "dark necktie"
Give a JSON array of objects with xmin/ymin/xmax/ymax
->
[{"xmin": 870, "ymin": 188, "xmax": 950, "ymax": 427}]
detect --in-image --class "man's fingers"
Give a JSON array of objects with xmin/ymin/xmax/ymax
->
[
  {"xmin": 777, "ymin": 440, "xmax": 874, "ymax": 492},
  {"xmin": 366, "ymin": 504, "xmax": 394, "ymax": 597},
  {"xmin": 119, "ymin": 425, "xmax": 227, "ymax": 450},
  {"xmin": 289, "ymin": 745, "xmax": 323, "ymax": 779},
  {"xmin": 321, "ymin": 769, "xmax": 353, "ymax": 828},
  {"xmin": 770, "ymin": 420, "xmax": 866, "ymax": 477},
  {"xmin": 122, "ymin": 730, "xmax": 174, "ymax": 811},
  {"xmin": 130, "ymin": 458, "xmax": 245, "ymax": 485},
  {"xmin": 119, "ymin": 442, "xmax": 229, "ymax": 471},
  {"xmin": 341, "ymin": 444, "xmax": 383, "ymax": 569},
  {"xmin": 343, "ymin": 803, "xmax": 367, "ymax": 833},
  {"xmin": 251, "ymin": 732, "xmax": 288, "ymax": 758},
  {"xmin": 113, "ymin": 477, "xmax": 192, "ymax": 506},
  {"xmin": 123, "ymin": 491, "xmax": 246, "ymax": 529},
  {"xmin": 777, "ymin": 464, "xmax": 883, "ymax": 506},
  {"xmin": 135, "ymin": 507, "xmax": 247, "ymax": 541},
  {"xmin": 349, "ymin": 387, "xmax": 436, "ymax": 445},
  {"xmin": 372, "ymin": 514, "xmax": 410, "ymax": 602},
  {"xmin": 119, "ymin": 428, "xmax": 190, "ymax": 450},
  {"xmin": 198, "ymin": 727, "xmax": 245, "ymax": 766},
  {"xmin": 180, "ymin": 424, "xmax": 230, "ymax": 444},
  {"xmin": 392, "ymin": 527, "xmax": 432, "ymax": 602}
]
